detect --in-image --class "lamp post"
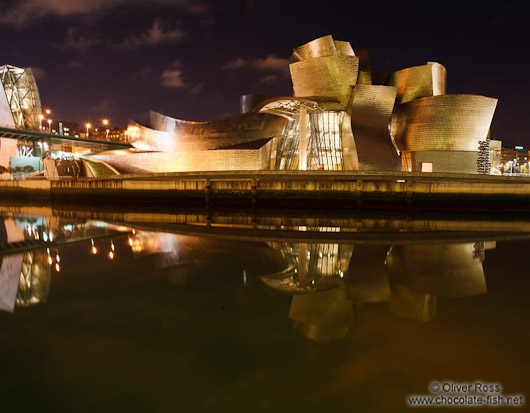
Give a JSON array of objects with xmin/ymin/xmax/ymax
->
[
  {"xmin": 86, "ymin": 123, "xmax": 91, "ymax": 138},
  {"xmin": 47, "ymin": 119, "xmax": 52, "ymax": 132},
  {"xmin": 39, "ymin": 114, "xmax": 44, "ymax": 130},
  {"xmin": 103, "ymin": 119, "xmax": 109, "ymax": 139}
]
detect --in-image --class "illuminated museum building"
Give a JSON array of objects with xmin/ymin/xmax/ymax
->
[
  {"xmin": 0, "ymin": 36, "xmax": 498, "ymax": 176},
  {"xmin": 92, "ymin": 35, "xmax": 497, "ymax": 175}
]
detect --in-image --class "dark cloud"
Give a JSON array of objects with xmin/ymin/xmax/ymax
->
[
  {"xmin": 61, "ymin": 20, "xmax": 186, "ymax": 50},
  {"xmin": 161, "ymin": 61, "xmax": 187, "ymax": 88},
  {"xmin": 223, "ymin": 55, "xmax": 290, "ymax": 76},
  {"xmin": 119, "ymin": 20, "xmax": 186, "ymax": 49},
  {"xmin": 0, "ymin": 0, "xmax": 210, "ymax": 26},
  {"xmin": 91, "ymin": 99, "xmax": 116, "ymax": 112}
]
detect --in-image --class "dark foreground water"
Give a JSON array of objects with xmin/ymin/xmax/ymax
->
[{"xmin": 0, "ymin": 205, "xmax": 529, "ymax": 412}]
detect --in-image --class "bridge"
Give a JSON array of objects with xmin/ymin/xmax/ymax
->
[{"xmin": 0, "ymin": 126, "xmax": 132, "ymax": 154}]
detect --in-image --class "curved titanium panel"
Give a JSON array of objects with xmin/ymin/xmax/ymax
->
[
  {"xmin": 291, "ymin": 35, "xmax": 337, "ymax": 62},
  {"xmin": 333, "ymin": 40, "xmax": 355, "ymax": 57},
  {"xmin": 129, "ymin": 112, "xmax": 286, "ymax": 152},
  {"xmin": 290, "ymin": 56, "xmax": 359, "ymax": 108},
  {"xmin": 386, "ymin": 243, "xmax": 486, "ymax": 297},
  {"xmin": 391, "ymin": 94, "xmax": 497, "ymax": 152},
  {"xmin": 239, "ymin": 94, "xmax": 274, "ymax": 114},
  {"xmin": 352, "ymin": 46, "xmax": 372, "ymax": 85},
  {"xmin": 127, "ymin": 120, "xmax": 173, "ymax": 151},
  {"xmin": 349, "ymin": 84, "xmax": 400, "ymax": 171},
  {"xmin": 389, "ymin": 62, "xmax": 446, "ymax": 104}
]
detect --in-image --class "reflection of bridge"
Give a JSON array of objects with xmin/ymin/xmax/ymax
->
[{"xmin": 0, "ymin": 216, "xmax": 129, "ymax": 257}]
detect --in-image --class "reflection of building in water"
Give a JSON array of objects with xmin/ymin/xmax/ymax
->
[
  {"xmin": 130, "ymin": 232, "xmax": 181, "ymax": 269},
  {"xmin": 262, "ymin": 238, "xmax": 353, "ymax": 293},
  {"xmin": 385, "ymin": 242, "xmax": 489, "ymax": 322},
  {"xmin": 260, "ymin": 240, "xmax": 494, "ymax": 341},
  {"xmin": 16, "ymin": 250, "xmax": 51, "ymax": 307},
  {"xmin": 261, "ymin": 240, "xmax": 354, "ymax": 343},
  {"xmin": 290, "ymin": 280, "xmax": 353, "ymax": 343},
  {"xmin": 0, "ymin": 217, "xmax": 51, "ymax": 312},
  {"xmin": 0, "ymin": 253, "xmax": 23, "ymax": 312}
]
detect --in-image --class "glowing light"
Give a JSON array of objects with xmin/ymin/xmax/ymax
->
[
  {"xmin": 45, "ymin": 109, "xmax": 51, "ymax": 115},
  {"xmin": 108, "ymin": 251, "xmax": 114, "ymax": 260},
  {"xmin": 56, "ymin": 254, "xmax": 60, "ymax": 263},
  {"xmin": 102, "ymin": 119, "xmax": 109, "ymax": 126},
  {"xmin": 110, "ymin": 241, "xmax": 115, "ymax": 251},
  {"xmin": 55, "ymin": 263, "xmax": 60, "ymax": 272},
  {"xmin": 128, "ymin": 237, "xmax": 133, "ymax": 246},
  {"xmin": 47, "ymin": 256, "xmax": 53, "ymax": 265},
  {"xmin": 49, "ymin": 232, "xmax": 53, "ymax": 242},
  {"xmin": 92, "ymin": 246, "xmax": 97, "ymax": 255}
]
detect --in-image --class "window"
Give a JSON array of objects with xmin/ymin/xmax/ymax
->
[
  {"xmin": 421, "ymin": 162, "xmax": 433, "ymax": 172},
  {"xmin": 401, "ymin": 151, "xmax": 413, "ymax": 172}
]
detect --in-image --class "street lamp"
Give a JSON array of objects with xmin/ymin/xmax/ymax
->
[
  {"xmin": 102, "ymin": 119, "xmax": 109, "ymax": 139},
  {"xmin": 39, "ymin": 114, "xmax": 44, "ymax": 130},
  {"xmin": 47, "ymin": 119, "xmax": 52, "ymax": 132},
  {"xmin": 86, "ymin": 123, "xmax": 91, "ymax": 137},
  {"xmin": 45, "ymin": 108, "xmax": 51, "ymax": 115}
]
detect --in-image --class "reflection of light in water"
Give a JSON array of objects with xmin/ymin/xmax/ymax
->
[
  {"xmin": 56, "ymin": 254, "xmax": 60, "ymax": 263},
  {"xmin": 91, "ymin": 238, "xmax": 97, "ymax": 254},
  {"xmin": 110, "ymin": 241, "xmax": 115, "ymax": 251},
  {"xmin": 55, "ymin": 263, "xmax": 60, "ymax": 272},
  {"xmin": 108, "ymin": 251, "xmax": 114, "ymax": 260},
  {"xmin": 128, "ymin": 236, "xmax": 133, "ymax": 246}
]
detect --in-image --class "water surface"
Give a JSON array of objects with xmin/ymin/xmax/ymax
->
[{"xmin": 0, "ymin": 205, "xmax": 528, "ymax": 412}]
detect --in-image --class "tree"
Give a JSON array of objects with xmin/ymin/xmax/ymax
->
[
  {"xmin": 23, "ymin": 165, "xmax": 35, "ymax": 174},
  {"xmin": 0, "ymin": 165, "xmax": 8, "ymax": 179}
]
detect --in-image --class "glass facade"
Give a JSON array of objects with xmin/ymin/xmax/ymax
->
[{"xmin": 271, "ymin": 109, "xmax": 345, "ymax": 171}]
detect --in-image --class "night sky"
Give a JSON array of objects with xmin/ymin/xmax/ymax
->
[{"xmin": 1, "ymin": 0, "xmax": 529, "ymax": 144}]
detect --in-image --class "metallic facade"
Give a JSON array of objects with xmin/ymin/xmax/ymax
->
[
  {"xmin": 97, "ymin": 35, "xmax": 497, "ymax": 175},
  {"xmin": 349, "ymin": 84, "xmax": 401, "ymax": 171},
  {"xmin": 388, "ymin": 62, "xmax": 446, "ymax": 104},
  {"xmin": 391, "ymin": 94, "xmax": 498, "ymax": 152},
  {"xmin": 290, "ymin": 56, "xmax": 359, "ymax": 109},
  {"xmin": 0, "ymin": 65, "xmax": 42, "ymax": 130},
  {"xmin": 128, "ymin": 110, "xmax": 285, "ymax": 153}
]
